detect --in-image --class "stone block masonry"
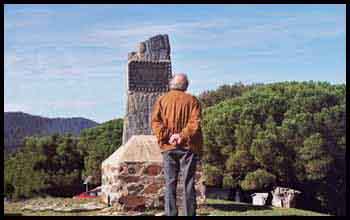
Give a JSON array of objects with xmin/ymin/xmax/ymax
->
[
  {"xmin": 101, "ymin": 34, "xmax": 205, "ymax": 212},
  {"xmin": 101, "ymin": 161, "xmax": 204, "ymax": 211},
  {"xmin": 101, "ymin": 135, "xmax": 205, "ymax": 211}
]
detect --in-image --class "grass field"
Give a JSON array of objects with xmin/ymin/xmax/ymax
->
[
  {"xmin": 4, "ymin": 197, "xmax": 330, "ymax": 216},
  {"xmin": 197, "ymin": 199, "xmax": 329, "ymax": 216}
]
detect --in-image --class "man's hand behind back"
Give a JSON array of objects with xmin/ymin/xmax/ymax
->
[{"xmin": 169, "ymin": 133, "xmax": 182, "ymax": 145}]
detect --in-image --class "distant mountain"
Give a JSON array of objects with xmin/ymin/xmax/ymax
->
[{"xmin": 4, "ymin": 112, "xmax": 99, "ymax": 153}]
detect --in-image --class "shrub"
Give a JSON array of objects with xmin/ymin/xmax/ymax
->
[
  {"xmin": 240, "ymin": 169, "xmax": 276, "ymax": 191},
  {"xmin": 203, "ymin": 164, "xmax": 223, "ymax": 187},
  {"xmin": 222, "ymin": 175, "xmax": 238, "ymax": 189}
]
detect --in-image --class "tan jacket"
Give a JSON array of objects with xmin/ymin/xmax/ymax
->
[{"xmin": 151, "ymin": 89, "xmax": 203, "ymax": 155}]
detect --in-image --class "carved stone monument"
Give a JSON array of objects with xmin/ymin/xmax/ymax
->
[
  {"xmin": 128, "ymin": 34, "xmax": 171, "ymax": 61},
  {"xmin": 101, "ymin": 34, "xmax": 205, "ymax": 211},
  {"xmin": 122, "ymin": 34, "xmax": 172, "ymax": 144}
]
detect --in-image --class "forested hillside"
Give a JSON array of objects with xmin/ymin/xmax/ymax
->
[
  {"xmin": 4, "ymin": 112, "xmax": 99, "ymax": 153},
  {"xmin": 198, "ymin": 82, "xmax": 260, "ymax": 108},
  {"xmin": 4, "ymin": 81, "xmax": 346, "ymax": 216},
  {"xmin": 4, "ymin": 118, "xmax": 124, "ymax": 199},
  {"xmin": 201, "ymin": 81, "xmax": 346, "ymax": 215}
]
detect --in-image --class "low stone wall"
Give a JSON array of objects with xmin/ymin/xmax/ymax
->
[{"xmin": 101, "ymin": 161, "xmax": 205, "ymax": 211}]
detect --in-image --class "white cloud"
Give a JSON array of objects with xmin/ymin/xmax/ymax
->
[
  {"xmin": 4, "ymin": 103, "xmax": 32, "ymax": 112},
  {"xmin": 4, "ymin": 7, "xmax": 345, "ymax": 83}
]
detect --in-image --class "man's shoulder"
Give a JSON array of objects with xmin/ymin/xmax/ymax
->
[
  {"xmin": 185, "ymin": 93, "xmax": 200, "ymax": 103},
  {"xmin": 156, "ymin": 92, "xmax": 168, "ymax": 102},
  {"xmin": 159, "ymin": 90, "xmax": 200, "ymax": 104},
  {"xmin": 179, "ymin": 91, "xmax": 201, "ymax": 106}
]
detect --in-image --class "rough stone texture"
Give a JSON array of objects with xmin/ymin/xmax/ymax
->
[
  {"xmin": 122, "ymin": 91, "xmax": 169, "ymax": 144},
  {"xmin": 271, "ymin": 187, "xmax": 301, "ymax": 208},
  {"xmin": 122, "ymin": 34, "xmax": 172, "ymax": 145},
  {"xmin": 21, "ymin": 202, "xmax": 106, "ymax": 213},
  {"xmin": 101, "ymin": 35, "xmax": 205, "ymax": 212},
  {"xmin": 101, "ymin": 135, "xmax": 206, "ymax": 211},
  {"xmin": 128, "ymin": 34, "xmax": 170, "ymax": 61},
  {"xmin": 144, "ymin": 164, "xmax": 162, "ymax": 176}
]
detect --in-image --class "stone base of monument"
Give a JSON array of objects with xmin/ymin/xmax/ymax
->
[{"xmin": 101, "ymin": 135, "xmax": 205, "ymax": 211}]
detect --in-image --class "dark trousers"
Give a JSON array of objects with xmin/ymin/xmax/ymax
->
[{"xmin": 162, "ymin": 147, "xmax": 198, "ymax": 216}]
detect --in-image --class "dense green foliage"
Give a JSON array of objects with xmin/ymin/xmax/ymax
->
[
  {"xmin": 240, "ymin": 169, "xmax": 276, "ymax": 191},
  {"xmin": 4, "ymin": 81, "xmax": 346, "ymax": 215},
  {"xmin": 4, "ymin": 134, "xmax": 83, "ymax": 198},
  {"xmin": 198, "ymin": 83, "xmax": 260, "ymax": 108},
  {"xmin": 78, "ymin": 118, "xmax": 124, "ymax": 186},
  {"xmin": 201, "ymin": 81, "xmax": 346, "ymax": 215},
  {"xmin": 4, "ymin": 119, "xmax": 123, "ymax": 199}
]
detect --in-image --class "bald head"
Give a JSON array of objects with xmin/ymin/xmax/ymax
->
[{"xmin": 169, "ymin": 73, "xmax": 189, "ymax": 91}]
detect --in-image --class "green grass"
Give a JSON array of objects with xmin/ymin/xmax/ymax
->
[
  {"xmin": 4, "ymin": 197, "xmax": 330, "ymax": 216},
  {"xmin": 198, "ymin": 199, "xmax": 330, "ymax": 216}
]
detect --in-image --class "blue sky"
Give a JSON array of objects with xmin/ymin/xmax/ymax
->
[{"xmin": 4, "ymin": 4, "xmax": 346, "ymax": 123}]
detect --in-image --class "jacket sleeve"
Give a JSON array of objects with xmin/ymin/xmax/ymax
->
[
  {"xmin": 151, "ymin": 97, "xmax": 170, "ymax": 144},
  {"xmin": 179, "ymin": 98, "xmax": 202, "ymax": 144}
]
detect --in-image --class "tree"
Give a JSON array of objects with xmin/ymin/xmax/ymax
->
[
  {"xmin": 298, "ymin": 133, "xmax": 333, "ymax": 181},
  {"xmin": 78, "ymin": 118, "xmax": 123, "ymax": 186},
  {"xmin": 198, "ymin": 82, "xmax": 259, "ymax": 108},
  {"xmin": 201, "ymin": 81, "xmax": 345, "ymax": 215},
  {"xmin": 225, "ymin": 150, "xmax": 258, "ymax": 184},
  {"xmin": 5, "ymin": 118, "xmax": 125, "ymax": 199},
  {"xmin": 240, "ymin": 169, "xmax": 276, "ymax": 192},
  {"xmin": 203, "ymin": 164, "xmax": 223, "ymax": 187}
]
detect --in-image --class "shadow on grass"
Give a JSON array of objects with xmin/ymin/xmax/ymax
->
[
  {"xmin": 206, "ymin": 202, "xmax": 273, "ymax": 212},
  {"xmin": 4, "ymin": 213, "xmax": 23, "ymax": 216}
]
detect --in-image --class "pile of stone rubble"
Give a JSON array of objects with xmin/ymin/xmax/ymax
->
[
  {"xmin": 250, "ymin": 187, "xmax": 301, "ymax": 208},
  {"xmin": 21, "ymin": 201, "xmax": 106, "ymax": 213}
]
